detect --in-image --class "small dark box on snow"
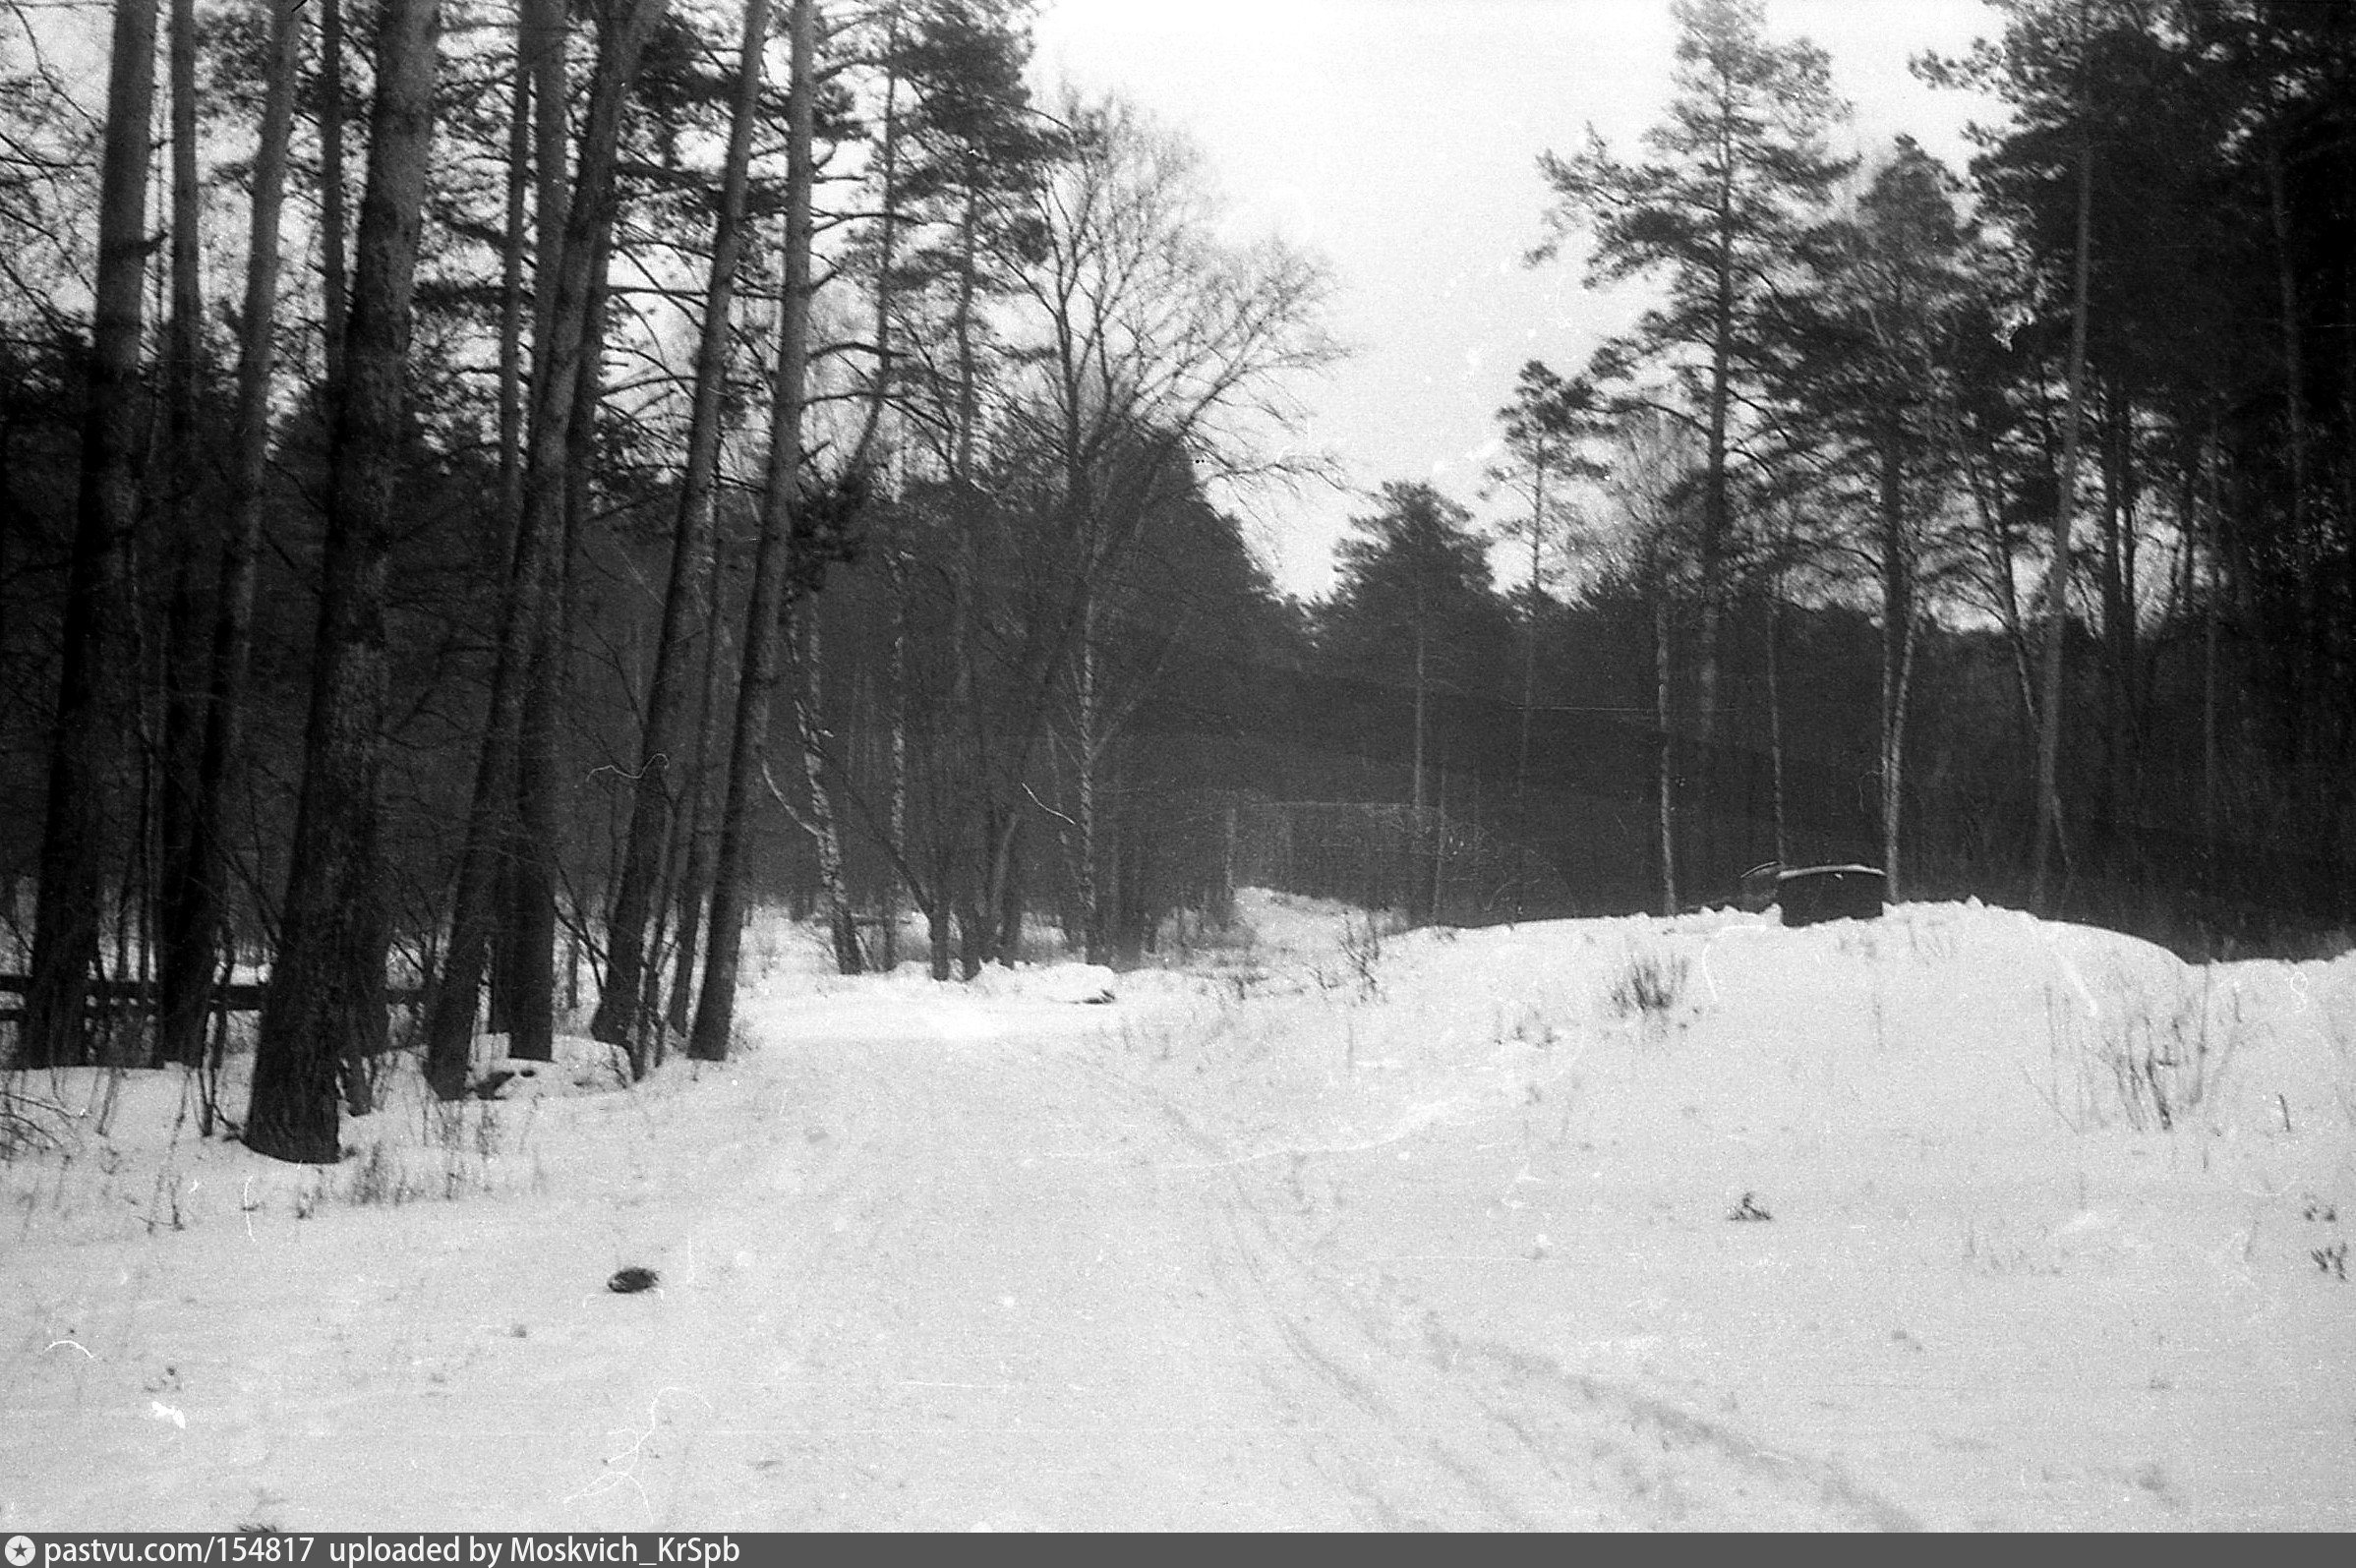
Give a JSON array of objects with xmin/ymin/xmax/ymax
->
[{"xmin": 1776, "ymin": 864, "xmax": 1886, "ymax": 926}]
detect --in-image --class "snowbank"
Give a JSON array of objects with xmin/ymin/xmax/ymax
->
[{"xmin": 2, "ymin": 894, "xmax": 2349, "ymax": 1529}]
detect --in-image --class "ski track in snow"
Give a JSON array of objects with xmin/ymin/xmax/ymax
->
[{"xmin": 3, "ymin": 892, "xmax": 2353, "ymax": 1530}]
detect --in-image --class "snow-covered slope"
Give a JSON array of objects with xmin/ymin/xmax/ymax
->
[{"xmin": 4, "ymin": 894, "xmax": 2351, "ymax": 1530}]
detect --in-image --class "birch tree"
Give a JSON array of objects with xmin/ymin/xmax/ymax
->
[{"xmin": 990, "ymin": 92, "xmax": 1335, "ymax": 966}]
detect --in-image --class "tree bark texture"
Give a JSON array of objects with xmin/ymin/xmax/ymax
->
[
  {"xmin": 689, "ymin": 0, "xmax": 815, "ymax": 1062},
  {"xmin": 22, "ymin": 0, "xmax": 158, "ymax": 1070},
  {"xmin": 247, "ymin": 0, "xmax": 443, "ymax": 1164},
  {"xmin": 2032, "ymin": 144, "xmax": 2093, "ymax": 912},
  {"xmin": 179, "ymin": 0, "xmax": 303, "ymax": 1078},
  {"xmin": 155, "ymin": 0, "xmax": 210, "ymax": 1068},
  {"xmin": 594, "ymin": 0, "xmax": 774, "ymax": 1044},
  {"xmin": 424, "ymin": 0, "xmax": 665, "ymax": 1098}
]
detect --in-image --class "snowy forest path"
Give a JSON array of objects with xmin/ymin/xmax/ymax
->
[
  {"xmin": 9, "ymin": 904, "xmax": 2353, "ymax": 1531},
  {"xmin": 562, "ymin": 990, "xmax": 1914, "ymax": 1530},
  {"xmin": 560, "ymin": 1007, "xmax": 1410, "ymax": 1529}
]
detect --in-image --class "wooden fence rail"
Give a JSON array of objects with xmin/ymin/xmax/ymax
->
[{"xmin": 0, "ymin": 974, "xmax": 423, "ymax": 1020}]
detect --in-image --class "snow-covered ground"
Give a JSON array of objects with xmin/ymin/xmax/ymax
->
[{"xmin": 4, "ymin": 892, "xmax": 2352, "ymax": 1531}]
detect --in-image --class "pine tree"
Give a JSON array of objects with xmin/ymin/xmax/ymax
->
[
  {"xmin": 1320, "ymin": 482, "xmax": 1513, "ymax": 850},
  {"xmin": 22, "ymin": 0, "xmax": 158, "ymax": 1069},
  {"xmin": 689, "ymin": 0, "xmax": 818, "ymax": 1063},
  {"xmin": 1767, "ymin": 139, "xmax": 1983, "ymax": 898},
  {"xmin": 247, "ymin": 0, "xmax": 445, "ymax": 1163},
  {"xmin": 423, "ymin": 0, "xmax": 667, "ymax": 1097},
  {"xmin": 1491, "ymin": 361, "xmax": 1605, "ymax": 918},
  {"xmin": 592, "ymin": 0, "xmax": 776, "ymax": 1054},
  {"xmin": 1532, "ymin": 0, "xmax": 1851, "ymax": 889}
]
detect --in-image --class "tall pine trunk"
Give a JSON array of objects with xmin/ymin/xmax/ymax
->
[
  {"xmin": 2032, "ymin": 143, "xmax": 2093, "ymax": 912},
  {"xmin": 168, "ymin": 0, "xmax": 303, "ymax": 1093},
  {"xmin": 423, "ymin": 0, "xmax": 663, "ymax": 1097},
  {"xmin": 593, "ymin": 0, "xmax": 773, "ymax": 1044},
  {"xmin": 689, "ymin": 0, "xmax": 816, "ymax": 1062},
  {"xmin": 23, "ymin": 0, "xmax": 159, "ymax": 1070},
  {"xmin": 1655, "ymin": 581, "xmax": 1678, "ymax": 917},
  {"xmin": 2264, "ymin": 145, "xmax": 2318, "ymax": 798},
  {"xmin": 1765, "ymin": 585, "xmax": 1790, "ymax": 868},
  {"xmin": 1410, "ymin": 616, "xmax": 1427, "ymax": 817},
  {"xmin": 155, "ymin": 0, "xmax": 210, "ymax": 1068},
  {"xmin": 664, "ymin": 570, "xmax": 734, "ymax": 1037},
  {"xmin": 1513, "ymin": 483, "xmax": 1544, "ymax": 922},
  {"xmin": 247, "ymin": 0, "xmax": 443, "ymax": 1163},
  {"xmin": 2200, "ymin": 419, "xmax": 2222, "ymax": 887},
  {"xmin": 489, "ymin": 0, "xmax": 573, "ymax": 1044},
  {"xmin": 1877, "ymin": 426, "xmax": 1910, "ymax": 900},
  {"xmin": 507, "ymin": 226, "xmax": 611, "ymax": 1060},
  {"xmin": 1693, "ymin": 168, "xmax": 1737, "ymax": 888}
]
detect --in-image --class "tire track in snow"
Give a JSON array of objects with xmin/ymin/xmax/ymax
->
[
  {"xmin": 579, "ymin": 999, "xmax": 1920, "ymax": 1529},
  {"xmin": 1092, "ymin": 1055, "xmax": 1923, "ymax": 1530},
  {"xmin": 575, "ymin": 1026, "xmax": 1396, "ymax": 1528}
]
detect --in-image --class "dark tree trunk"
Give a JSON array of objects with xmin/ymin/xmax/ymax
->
[
  {"xmin": 594, "ymin": 0, "xmax": 773, "ymax": 1045},
  {"xmin": 247, "ymin": 0, "xmax": 443, "ymax": 1164},
  {"xmin": 2262, "ymin": 149, "xmax": 2311, "ymax": 703},
  {"xmin": 1655, "ymin": 579, "xmax": 1678, "ymax": 916},
  {"xmin": 177, "ymin": 0, "xmax": 303, "ymax": 1095},
  {"xmin": 2032, "ymin": 144, "xmax": 2093, "ymax": 912},
  {"xmin": 664, "ymin": 567, "xmax": 735, "ymax": 1039},
  {"xmin": 1693, "ymin": 165, "xmax": 1736, "ymax": 886},
  {"xmin": 688, "ymin": 0, "xmax": 815, "ymax": 1063},
  {"xmin": 23, "ymin": 0, "xmax": 158, "ymax": 1071},
  {"xmin": 155, "ymin": 0, "xmax": 210, "ymax": 1069},
  {"xmin": 507, "ymin": 228, "xmax": 611, "ymax": 1062},
  {"xmin": 424, "ymin": 0, "xmax": 664, "ymax": 1098},
  {"xmin": 487, "ymin": 0, "xmax": 575, "ymax": 1052},
  {"xmin": 1876, "ymin": 424, "xmax": 1910, "ymax": 900}
]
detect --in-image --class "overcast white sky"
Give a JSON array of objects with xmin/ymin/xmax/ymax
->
[{"xmin": 1029, "ymin": 0, "xmax": 2009, "ymax": 599}]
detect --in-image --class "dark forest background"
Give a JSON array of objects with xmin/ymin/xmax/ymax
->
[{"xmin": 1, "ymin": 0, "xmax": 2350, "ymax": 1158}]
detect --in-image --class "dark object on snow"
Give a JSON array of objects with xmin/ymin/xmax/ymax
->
[
  {"xmin": 1777, "ymin": 864, "xmax": 1886, "ymax": 926},
  {"xmin": 1728, "ymin": 1191, "xmax": 1773, "ymax": 1223},
  {"xmin": 608, "ymin": 1265, "xmax": 660, "ymax": 1294},
  {"xmin": 473, "ymin": 1062, "xmax": 548, "ymax": 1099}
]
